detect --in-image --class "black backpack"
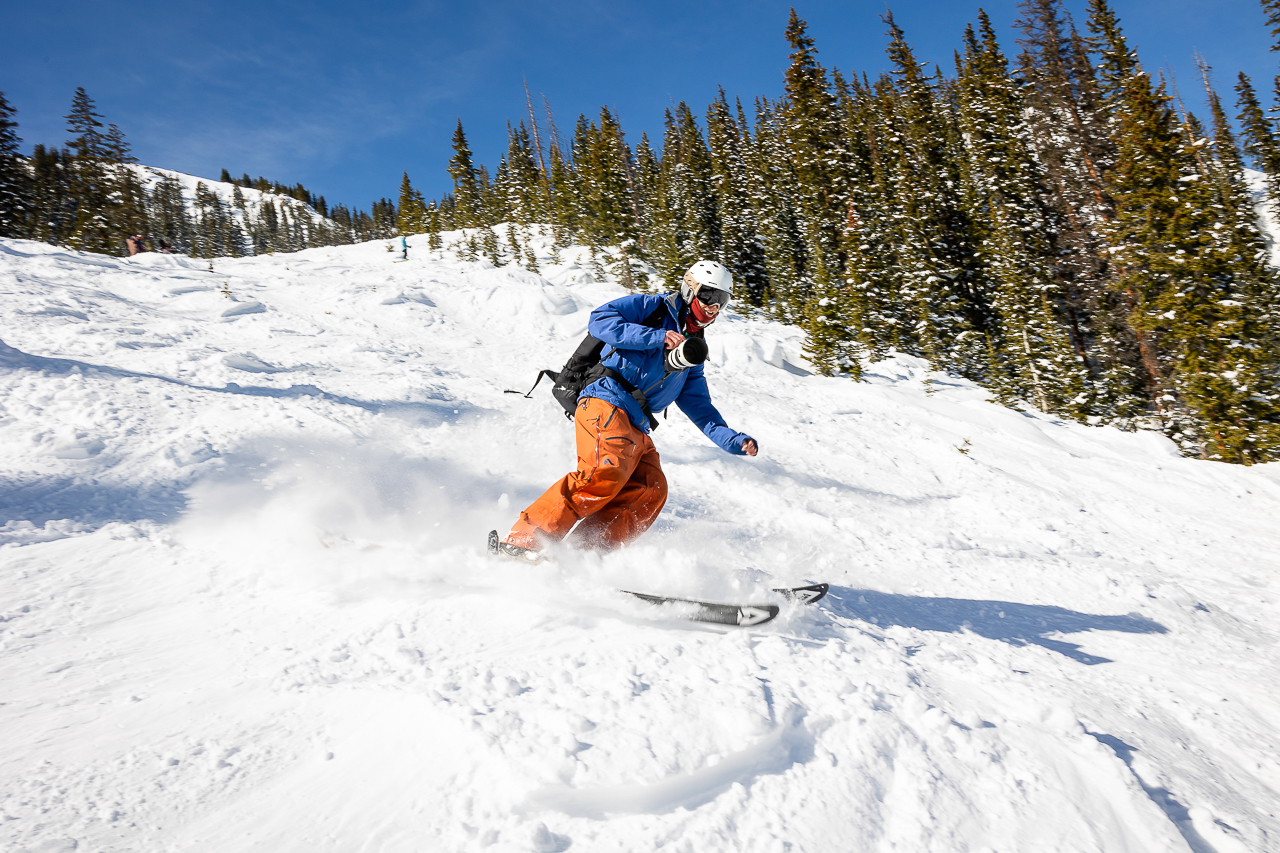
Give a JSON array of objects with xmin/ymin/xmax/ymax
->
[{"xmin": 508, "ymin": 301, "xmax": 673, "ymax": 429}]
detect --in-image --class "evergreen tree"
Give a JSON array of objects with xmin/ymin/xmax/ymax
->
[
  {"xmin": 832, "ymin": 71, "xmax": 902, "ymax": 362},
  {"xmin": 1089, "ymin": 0, "xmax": 1280, "ymax": 459},
  {"xmin": 1014, "ymin": 0, "xmax": 1127, "ymax": 405},
  {"xmin": 372, "ymin": 197, "xmax": 398, "ymax": 239},
  {"xmin": 329, "ymin": 204, "xmax": 354, "ymax": 245},
  {"xmin": 1187, "ymin": 68, "xmax": 1280, "ymax": 460},
  {"xmin": 425, "ymin": 201, "xmax": 444, "ymax": 251},
  {"xmin": 1088, "ymin": 0, "xmax": 1186, "ymax": 419},
  {"xmin": 778, "ymin": 10, "xmax": 857, "ymax": 373},
  {"xmin": 448, "ymin": 120, "xmax": 482, "ymax": 229},
  {"xmin": 0, "ymin": 91, "xmax": 31, "ymax": 239},
  {"xmin": 502, "ymin": 122, "xmax": 545, "ymax": 229},
  {"xmin": 254, "ymin": 196, "xmax": 279, "ymax": 254},
  {"xmin": 104, "ymin": 123, "xmax": 148, "ymax": 244},
  {"xmin": 396, "ymin": 172, "xmax": 429, "ymax": 234},
  {"xmin": 63, "ymin": 87, "xmax": 116, "ymax": 253},
  {"xmin": 956, "ymin": 13, "xmax": 1087, "ymax": 413},
  {"xmin": 1234, "ymin": 73, "xmax": 1280, "ymax": 212},
  {"xmin": 28, "ymin": 144, "xmax": 72, "ymax": 246},
  {"xmin": 544, "ymin": 138, "xmax": 579, "ymax": 248},
  {"xmin": 744, "ymin": 97, "xmax": 806, "ymax": 320},
  {"xmin": 633, "ymin": 131, "xmax": 679, "ymax": 286},
  {"xmin": 880, "ymin": 13, "xmax": 990, "ymax": 378},
  {"xmin": 147, "ymin": 173, "xmax": 193, "ymax": 252},
  {"xmin": 1263, "ymin": 0, "xmax": 1280, "ymax": 50},
  {"xmin": 664, "ymin": 103, "xmax": 719, "ymax": 269},
  {"xmin": 705, "ymin": 90, "xmax": 768, "ymax": 306},
  {"xmin": 572, "ymin": 107, "xmax": 638, "ymax": 260}
]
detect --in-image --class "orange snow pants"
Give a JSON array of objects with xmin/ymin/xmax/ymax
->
[{"xmin": 507, "ymin": 396, "xmax": 667, "ymax": 551}]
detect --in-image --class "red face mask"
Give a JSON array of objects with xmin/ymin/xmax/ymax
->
[{"xmin": 688, "ymin": 296, "xmax": 717, "ymax": 327}]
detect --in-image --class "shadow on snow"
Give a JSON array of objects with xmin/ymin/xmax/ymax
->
[
  {"xmin": 0, "ymin": 336, "xmax": 479, "ymax": 425},
  {"xmin": 826, "ymin": 586, "xmax": 1167, "ymax": 665}
]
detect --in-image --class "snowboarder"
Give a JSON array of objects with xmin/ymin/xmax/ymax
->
[
  {"xmin": 496, "ymin": 260, "xmax": 757, "ymax": 560},
  {"xmin": 401, "ymin": 236, "xmax": 408, "ymax": 260}
]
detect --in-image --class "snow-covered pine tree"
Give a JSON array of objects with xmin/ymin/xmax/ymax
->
[
  {"xmin": 371, "ymin": 198, "xmax": 397, "ymax": 240},
  {"xmin": 832, "ymin": 70, "xmax": 901, "ymax": 363},
  {"xmin": 779, "ymin": 10, "xmax": 857, "ymax": 375},
  {"xmin": 745, "ymin": 97, "xmax": 805, "ymax": 321},
  {"xmin": 1088, "ymin": 0, "xmax": 1280, "ymax": 459},
  {"xmin": 544, "ymin": 141, "xmax": 579, "ymax": 251},
  {"xmin": 1203, "ymin": 70, "xmax": 1273, "ymax": 291},
  {"xmin": 1087, "ymin": 0, "xmax": 1187, "ymax": 426},
  {"xmin": 633, "ymin": 130, "xmax": 682, "ymax": 288},
  {"xmin": 499, "ymin": 123, "xmax": 545, "ymax": 269},
  {"xmin": 104, "ymin": 124, "xmax": 148, "ymax": 246},
  {"xmin": 63, "ymin": 88, "xmax": 117, "ymax": 254},
  {"xmin": 956, "ymin": 12, "xmax": 1087, "ymax": 414},
  {"xmin": 192, "ymin": 181, "xmax": 214, "ymax": 258},
  {"xmin": 27, "ymin": 145, "xmax": 72, "ymax": 246},
  {"xmin": 255, "ymin": 196, "xmax": 280, "ymax": 255},
  {"xmin": 0, "ymin": 91, "xmax": 31, "ymax": 239},
  {"xmin": 1234, "ymin": 73, "xmax": 1280, "ymax": 217},
  {"xmin": 224, "ymin": 201, "xmax": 248, "ymax": 257},
  {"xmin": 1014, "ymin": 0, "xmax": 1138, "ymax": 416},
  {"xmin": 705, "ymin": 91, "xmax": 768, "ymax": 308},
  {"xmin": 574, "ymin": 107, "xmax": 638, "ymax": 265},
  {"xmin": 396, "ymin": 172, "xmax": 429, "ymax": 235},
  {"xmin": 503, "ymin": 122, "xmax": 545, "ymax": 229},
  {"xmin": 880, "ymin": 13, "xmax": 990, "ymax": 380},
  {"xmin": 328, "ymin": 204, "xmax": 353, "ymax": 244},
  {"xmin": 1177, "ymin": 69, "xmax": 1280, "ymax": 461},
  {"xmin": 660, "ymin": 103, "xmax": 719, "ymax": 278},
  {"xmin": 372, "ymin": 204, "xmax": 390, "ymax": 241},
  {"xmin": 448, "ymin": 120, "xmax": 482, "ymax": 230},
  {"xmin": 422, "ymin": 202, "xmax": 442, "ymax": 251},
  {"xmin": 146, "ymin": 174, "xmax": 192, "ymax": 253}
]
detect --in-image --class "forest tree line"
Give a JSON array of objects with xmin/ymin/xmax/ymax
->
[
  {"xmin": 3, "ymin": 0, "xmax": 1280, "ymax": 463},
  {"xmin": 397, "ymin": 0, "xmax": 1280, "ymax": 465},
  {"xmin": 0, "ymin": 88, "xmax": 398, "ymax": 258}
]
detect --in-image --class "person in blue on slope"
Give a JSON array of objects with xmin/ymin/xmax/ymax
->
[{"xmin": 496, "ymin": 260, "xmax": 758, "ymax": 560}]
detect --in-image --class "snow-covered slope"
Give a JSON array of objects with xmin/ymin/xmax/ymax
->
[
  {"xmin": 1, "ymin": 235, "xmax": 1278, "ymax": 853},
  {"xmin": 133, "ymin": 164, "xmax": 333, "ymax": 234}
]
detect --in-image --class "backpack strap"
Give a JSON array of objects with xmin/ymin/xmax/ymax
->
[
  {"xmin": 596, "ymin": 365, "xmax": 660, "ymax": 430},
  {"xmin": 505, "ymin": 368, "xmax": 559, "ymax": 399}
]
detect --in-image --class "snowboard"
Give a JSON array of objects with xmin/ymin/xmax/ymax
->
[{"xmin": 621, "ymin": 583, "xmax": 827, "ymax": 628}]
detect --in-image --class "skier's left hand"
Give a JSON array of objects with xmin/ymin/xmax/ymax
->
[{"xmin": 742, "ymin": 439, "xmax": 758, "ymax": 456}]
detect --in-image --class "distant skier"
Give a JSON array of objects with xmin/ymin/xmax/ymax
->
[
  {"xmin": 494, "ymin": 260, "xmax": 757, "ymax": 560},
  {"xmin": 401, "ymin": 236, "xmax": 408, "ymax": 260}
]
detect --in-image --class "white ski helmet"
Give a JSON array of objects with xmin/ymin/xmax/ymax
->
[{"xmin": 680, "ymin": 260, "xmax": 734, "ymax": 309}]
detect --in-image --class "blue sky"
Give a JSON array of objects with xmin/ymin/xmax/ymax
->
[{"xmin": 2, "ymin": 1, "xmax": 1275, "ymax": 212}]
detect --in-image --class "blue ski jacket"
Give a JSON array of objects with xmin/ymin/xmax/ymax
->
[{"xmin": 580, "ymin": 292, "xmax": 754, "ymax": 455}]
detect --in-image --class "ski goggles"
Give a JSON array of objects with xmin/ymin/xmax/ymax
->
[{"xmin": 696, "ymin": 286, "xmax": 731, "ymax": 310}]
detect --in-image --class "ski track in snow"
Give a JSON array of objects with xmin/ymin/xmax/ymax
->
[{"xmin": 1, "ymin": 232, "xmax": 1278, "ymax": 853}]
